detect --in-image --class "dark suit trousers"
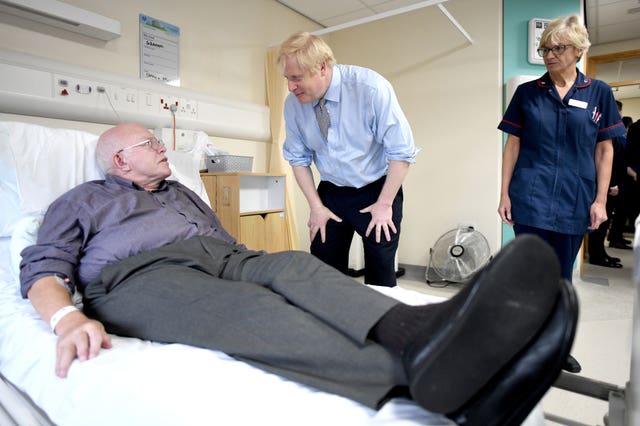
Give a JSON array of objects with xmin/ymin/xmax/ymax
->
[
  {"xmin": 83, "ymin": 236, "xmax": 406, "ymax": 408},
  {"xmin": 312, "ymin": 176, "xmax": 403, "ymax": 287},
  {"xmin": 513, "ymin": 224, "xmax": 583, "ymax": 283}
]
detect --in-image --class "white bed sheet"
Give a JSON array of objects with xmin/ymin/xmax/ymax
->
[{"xmin": 0, "ymin": 237, "xmax": 460, "ymax": 426}]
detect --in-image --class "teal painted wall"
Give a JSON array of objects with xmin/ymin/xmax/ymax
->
[{"xmin": 501, "ymin": 0, "xmax": 582, "ymax": 246}]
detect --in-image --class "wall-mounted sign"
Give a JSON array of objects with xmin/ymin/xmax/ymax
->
[{"xmin": 139, "ymin": 14, "xmax": 180, "ymax": 86}]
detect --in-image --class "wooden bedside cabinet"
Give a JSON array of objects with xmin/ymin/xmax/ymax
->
[{"xmin": 200, "ymin": 172, "xmax": 289, "ymax": 252}]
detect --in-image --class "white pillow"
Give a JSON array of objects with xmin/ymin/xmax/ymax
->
[
  {"xmin": 0, "ymin": 121, "xmax": 103, "ymax": 236},
  {"xmin": 9, "ymin": 215, "xmax": 43, "ymax": 281},
  {"xmin": 0, "ymin": 126, "xmax": 22, "ymax": 236},
  {"xmin": 0, "ymin": 180, "xmax": 21, "ymax": 237},
  {"xmin": 166, "ymin": 150, "xmax": 211, "ymax": 208},
  {"xmin": 1, "ymin": 121, "xmax": 104, "ymax": 211}
]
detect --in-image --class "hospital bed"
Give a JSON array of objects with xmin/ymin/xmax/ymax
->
[{"xmin": 0, "ymin": 120, "xmax": 550, "ymax": 426}]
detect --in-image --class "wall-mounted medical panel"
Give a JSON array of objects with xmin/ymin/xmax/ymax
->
[{"xmin": 0, "ymin": 48, "xmax": 271, "ymax": 141}]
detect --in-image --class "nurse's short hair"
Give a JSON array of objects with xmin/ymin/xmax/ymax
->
[
  {"xmin": 277, "ymin": 31, "xmax": 336, "ymax": 74},
  {"xmin": 539, "ymin": 15, "xmax": 591, "ymax": 55}
]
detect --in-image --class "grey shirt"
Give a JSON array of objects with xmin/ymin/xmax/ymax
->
[{"xmin": 19, "ymin": 175, "xmax": 239, "ymax": 297}]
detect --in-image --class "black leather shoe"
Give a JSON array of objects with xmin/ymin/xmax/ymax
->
[
  {"xmin": 609, "ymin": 238, "xmax": 631, "ymax": 245},
  {"xmin": 589, "ymin": 257, "xmax": 623, "ymax": 268},
  {"xmin": 402, "ymin": 235, "xmax": 562, "ymax": 415},
  {"xmin": 606, "ymin": 255, "xmax": 621, "ymax": 263},
  {"xmin": 448, "ymin": 279, "xmax": 578, "ymax": 425},
  {"xmin": 609, "ymin": 241, "xmax": 632, "ymax": 250},
  {"xmin": 563, "ymin": 354, "xmax": 582, "ymax": 373}
]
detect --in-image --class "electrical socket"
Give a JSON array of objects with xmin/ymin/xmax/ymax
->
[
  {"xmin": 101, "ymin": 85, "xmax": 138, "ymax": 112},
  {"xmin": 158, "ymin": 95, "xmax": 198, "ymax": 118},
  {"xmin": 155, "ymin": 127, "xmax": 200, "ymax": 152}
]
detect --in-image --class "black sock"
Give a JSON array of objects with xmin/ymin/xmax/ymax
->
[{"xmin": 370, "ymin": 302, "xmax": 448, "ymax": 356}]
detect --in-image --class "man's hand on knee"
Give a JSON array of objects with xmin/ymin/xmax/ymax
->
[
  {"xmin": 308, "ymin": 206, "xmax": 342, "ymax": 243},
  {"xmin": 361, "ymin": 202, "xmax": 396, "ymax": 243}
]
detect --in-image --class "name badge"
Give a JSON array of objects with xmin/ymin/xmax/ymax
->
[{"xmin": 568, "ymin": 99, "xmax": 588, "ymax": 109}]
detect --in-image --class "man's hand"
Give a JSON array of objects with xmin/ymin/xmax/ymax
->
[
  {"xmin": 360, "ymin": 201, "xmax": 396, "ymax": 243},
  {"xmin": 308, "ymin": 205, "xmax": 342, "ymax": 243},
  {"xmin": 54, "ymin": 312, "xmax": 112, "ymax": 378},
  {"xmin": 27, "ymin": 276, "xmax": 113, "ymax": 378}
]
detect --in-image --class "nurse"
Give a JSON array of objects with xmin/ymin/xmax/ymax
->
[{"xmin": 497, "ymin": 15, "xmax": 625, "ymax": 371}]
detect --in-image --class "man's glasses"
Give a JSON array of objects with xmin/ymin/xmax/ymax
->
[
  {"xmin": 116, "ymin": 138, "xmax": 165, "ymax": 154},
  {"xmin": 537, "ymin": 44, "xmax": 570, "ymax": 57}
]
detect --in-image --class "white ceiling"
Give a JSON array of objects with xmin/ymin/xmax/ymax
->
[
  {"xmin": 586, "ymin": 0, "xmax": 640, "ymax": 45},
  {"xmin": 275, "ymin": 0, "xmax": 443, "ymax": 28},
  {"xmin": 276, "ymin": 0, "xmax": 640, "ymax": 45},
  {"xmin": 276, "ymin": 0, "xmax": 640, "ymax": 99},
  {"xmin": 585, "ymin": 0, "xmax": 640, "ymax": 101}
]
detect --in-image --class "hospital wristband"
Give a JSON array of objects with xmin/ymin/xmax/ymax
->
[{"xmin": 50, "ymin": 305, "xmax": 79, "ymax": 334}]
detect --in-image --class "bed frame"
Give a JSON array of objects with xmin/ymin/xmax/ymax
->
[{"xmin": 550, "ymin": 220, "xmax": 640, "ymax": 425}]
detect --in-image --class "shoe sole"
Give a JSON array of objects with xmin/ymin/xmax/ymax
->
[
  {"xmin": 407, "ymin": 235, "xmax": 561, "ymax": 414},
  {"xmin": 448, "ymin": 278, "xmax": 578, "ymax": 425}
]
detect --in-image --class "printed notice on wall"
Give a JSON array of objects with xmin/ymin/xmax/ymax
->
[{"xmin": 139, "ymin": 14, "xmax": 180, "ymax": 86}]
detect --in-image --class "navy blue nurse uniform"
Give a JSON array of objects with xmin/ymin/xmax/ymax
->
[{"xmin": 499, "ymin": 70, "xmax": 625, "ymax": 280}]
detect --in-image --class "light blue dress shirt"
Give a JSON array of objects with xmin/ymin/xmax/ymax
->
[{"xmin": 283, "ymin": 64, "xmax": 416, "ymax": 188}]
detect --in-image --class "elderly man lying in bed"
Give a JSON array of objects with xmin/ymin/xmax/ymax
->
[{"xmin": 20, "ymin": 122, "xmax": 574, "ymax": 422}]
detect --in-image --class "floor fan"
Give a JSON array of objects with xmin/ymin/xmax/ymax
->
[{"xmin": 426, "ymin": 226, "xmax": 492, "ymax": 287}]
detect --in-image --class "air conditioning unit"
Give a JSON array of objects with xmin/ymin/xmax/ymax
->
[{"xmin": 0, "ymin": 0, "xmax": 121, "ymax": 41}]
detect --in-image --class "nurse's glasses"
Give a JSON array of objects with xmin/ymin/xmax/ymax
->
[
  {"xmin": 536, "ymin": 44, "xmax": 570, "ymax": 57},
  {"xmin": 117, "ymin": 138, "xmax": 165, "ymax": 154}
]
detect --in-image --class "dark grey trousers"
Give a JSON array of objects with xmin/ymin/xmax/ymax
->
[{"xmin": 83, "ymin": 236, "xmax": 407, "ymax": 408}]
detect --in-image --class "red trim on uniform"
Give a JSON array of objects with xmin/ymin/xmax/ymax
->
[
  {"xmin": 598, "ymin": 121, "xmax": 624, "ymax": 133},
  {"xmin": 576, "ymin": 77, "xmax": 591, "ymax": 89},
  {"xmin": 501, "ymin": 119, "xmax": 522, "ymax": 129},
  {"xmin": 536, "ymin": 75, "xmax": 591, "ymax": 89}
]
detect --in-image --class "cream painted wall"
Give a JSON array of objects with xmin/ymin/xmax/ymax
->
[
  {"xmin": 0, "ymin": 0, "xmax": 317, "ymax": 105},
  {"xmin": 622, "ymin": 98, "xmax": 640, "ymax": 123}
]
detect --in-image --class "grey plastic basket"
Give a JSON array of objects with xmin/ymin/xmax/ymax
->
[{"xmin": 206, "ymin": 155, "xmax": 253, "ymax": 172}]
